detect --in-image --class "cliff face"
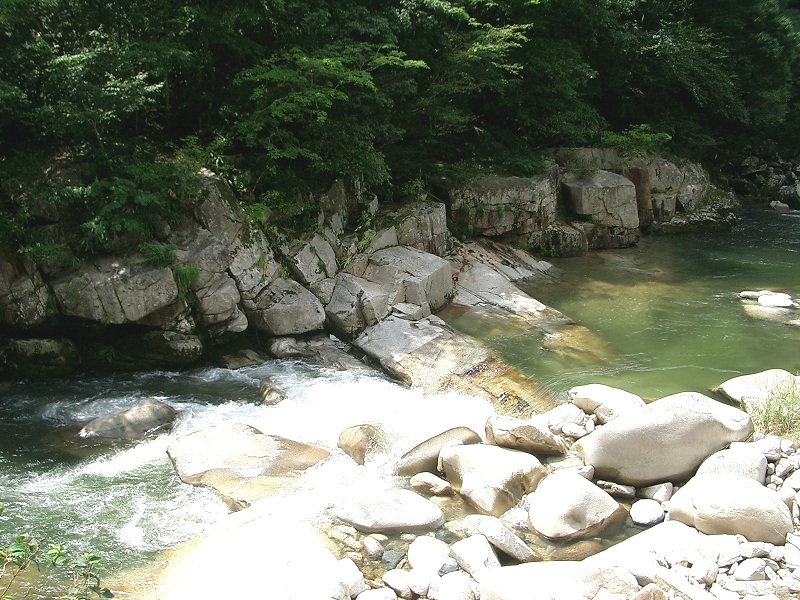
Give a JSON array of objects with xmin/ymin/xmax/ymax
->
[{"xmin": 0, "ymin": 153, "xmax": 738, "ymax": 380}]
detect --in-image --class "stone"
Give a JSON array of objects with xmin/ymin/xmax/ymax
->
[
  {"xmin": 382, "ymin": 568, "xmax": 413, "ymax": 599},
  {"xmin": 441, "ymin": 444, "xmax": 548, "ymax": 516},
  {"xmin": 339, "ymin": 557, "xmax": 370, "ymax": 597},
  {"xmin": 629, "ymin": 499, "xmax": 665, "ymax": 527},
  {"xmin": 638, "ymin": 482, "xmax": 673, "ymax": 503},
  {"xmin": 326, "ymin": 273, "xmax": 394, "ymax": 337},
  {"xmin": 159, "ymin": 519, "xmax": 349, "ymax": 600},
  {"xmin": 137, "ymin": 331, "xmax": 204, "ymax": 365},
  {"xmin": 715, "ymin": 369, "xmax": 800, "ymax": 410},
  {"xmin": 410, "ymin": 472, "xmax": 454, "ymax": 496},
  {"xmin": 666, "ymin": 474, "xmax": 793, "ymax": 544},
  {"xmin": 53, "ymin": 259, "xmax": 178, "ymax": 325},
  {"xmin": 392, "ymin": 202, "xmax": 451, "ymax": 257},
  {"xmin": 0, "ymin": 255, "xmax": 56, "ymax": 327},
  {"xmin": 357, "ymin": 589, "xmax": 397, "ymax": 600},
  {"xmin": 449, "ymin": 534, "xmax": 500, "ymax": 583},
  {"xmin": 574, "ymin": 392, "xmax": 754, "ymax": 486},
  {"xmin": 756, "ymin": 292, "xmax": 797, "ymax": 308},
  {"xmin": 527, "ymin": 472, "xmax": 626, "ymax": 541},
  {"xmin": 596, "ymin": 480, "xmax": 636, "ymax": 499},
  {"xmin": 167, "ymin": 422, "xmax": 329, "ymax": 510},
  {"xmin": 195, "ymin": 271, "xmax": 248, "ymax": 335},
  {"xmin": 480, "ymin": 562, "xmax": 641, "ymax": 600},
  {"xmin": 696, "ymin": 448, "xmax": 768, "ymax": 483},
  {"xmin": 427, "ymin": 571, "xmax": 476, "ymax": 600},
  {"xmin": 228, "ymin": 229, "xmax": 280, "ymax": 310},
  {"xmin": 333, "ymin": 489, "xmax": 444, "ymax": 534},
  {"xmin": 79, "ymin": 398, "xmax": 177, "ymax": 440},
  {"xmin": 4, "ymin": 338, "xmax": 81, "ymax": 378},
  {"xmin": 448, "ymin": 173, "xmax": 559, "ymax": 238},
  {"xmin": 259, "ymin": 376, "xmax": 286, "ymax": 405},
  {"xmin": 338, "ymin": 424, "xmax": 389, "ymax": 466},
  {"xmin": 485, "ymin": 414, "xmax": 569, "ymax": 456},
  {"xmin": 363, "ymin": 536, "xmax": 384, "ymax": 559},
  {"xmin": 732, "ymin": 557, "xmax": 768, "ymax": 581},
  {"xmin": 407, "ymin": 568, "xmax": 433, "ymax": 597},
  {"xmin": 283, "ymin": 234, "xmax": 338, "ymax": 285},
  {"xmin": 363, "ymin": 246, "xmax": 453, "ymax": 312},
  {"xmin": 395, "ymin": 427, "xmax": 482, "ymax": 476},
  {"xmin": 568, "ymin": 384, "xmax": 646, "ymax": 424},
  {"xmin": 250, "ymin": 278, "xmax": 326, "ymax": 335},
  {"xmin": 407, "ymin": 536, "xmax": 452, "ymax": 574},
  {"xmin": 462, "ymin": 515, "xmax": 538, "ymax": 563},
  {"xmin": 562, "ymin": 170, "xmax": 639, "ymax": 229}
]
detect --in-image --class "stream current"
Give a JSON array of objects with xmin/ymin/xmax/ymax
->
[{"xmin": 0, "ymin": 208, "xmax": 798, "ymax": 595}]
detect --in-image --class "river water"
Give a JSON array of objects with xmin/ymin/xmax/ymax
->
[{"xmin": 1, "ymin": 208, "xmax": 798, "ymax": 596}]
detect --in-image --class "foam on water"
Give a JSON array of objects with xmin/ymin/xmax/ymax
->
[{"xmin": 0, "ymin": 360, "xmax": 496, "ymax": 573}]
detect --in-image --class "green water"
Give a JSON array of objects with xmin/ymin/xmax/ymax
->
[{"xmin": 450, "ymin": 209, "xmax": 800, "ymax": 402}]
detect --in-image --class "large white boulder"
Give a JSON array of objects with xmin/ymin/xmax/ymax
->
[
  {"xmin": 527, "ymin": 472, "xmax": 626, "ymax": 541},
  {"xmin": 250, "ymin": 278, "xmax": 326, "ymax": 335},
  {"xmin": 441, "ymin": 444, "xmax": 547, "ymax": 516},
  {"xmin": 480, "ymin": 561, "xmax": 640, "ymax": 600},
  {"xmin": 573, "ymin": 392, "xmax": 753, "ymax": 486},
  {"xmin": 568, "ymin": 383, "xmax": 645, "ymax": 424},
  {"xmin": 333, "ymin": 488, "xmax": 444, "ymax": 534},
  {"xmin": 696, "ymin": 447, "xmax": 767, "ymax": 483},
  {"xmin": 714, "ymin": 369, "xmax": 800, "ymax": 409},
  {"xmin": 325, "ymin": 273, "xmax": 393, "ymax": 336},
  {"xmin": 562, "ymin": 170, "xmax": 639, "ymax": 229},
  {"xmin": 666, "ymin": 474, "xmax": 793, "ymax": 545}
]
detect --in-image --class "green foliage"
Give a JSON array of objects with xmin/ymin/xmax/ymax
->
[
  {"xmin": 746, "ymin": 381, "xmax": 800, "ymax": 444},
  {"xmin": 138, "ymin": 243, "xmax": 177, "ymax": 268},
  {"xmin": 601, "ymin": 124, "xmax": 673, "ymax": 158},
  {"xmin": 173, "ymin": 265, "xmax": 200, "ymax": 295},
  {"xmin": 0, "ymin": 503, "xmax": 112, "ymax": 600}
]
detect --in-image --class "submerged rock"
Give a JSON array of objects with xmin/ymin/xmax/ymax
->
[
  {"xmin": 167, "ymin": 422, "xmax": 329, "ymax": 510},
  {"xmin": 79, "ymin": 398, "xmax": 177, "ymax": 440}
]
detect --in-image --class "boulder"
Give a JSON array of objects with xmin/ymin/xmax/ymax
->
[
  {"xmin": 485, "ymin": 415, "xmax": 569, "ymax": 456},
  {"xmin": 283, "ymin": 234, "xmax": 338, "ymax": 285},
  {"xmin": 259, "ymin": 376, "xmax": 286, "ymax": 405},
  {"xmin": 527, "ymin": 472, "xmax": 626, "ymax": 541},
  {"xmin": 0, "ymin": 255, "xmax": 56, "ymax": 327},
  {"xmin": 666, "ymin": 474, "xmax": 793, "ymax": 544},
  {"xmin": 449, "ymin": 534, "xmax": 501, "ymax": 583},
  {"xmin": 249, "ymin": 279, "xmax": 326, "ymax": 336},
  {"xmin": 268, "ymin": 334, "xmax": 367, "ymax": 371},
  {"xmin": 158, "ymin": 518, "xmax": 349, "ymax": 600},
  {"xmin": 52, "ymin": 258, "xmax": 178, "ymax": 324},
  {"xmin": 325, "ymin": 273, "xmax": 393, "ymax": 337},
  {"xmin": 337, "ymin": 424, "xmax": 390, "ymax": 465},
  {"xmin": 714, "ymin": 369, "xmax": 800, "ymax": 409},
  {"xmin": 568, "ymin": 384, "xmax": 646, "ymax": 424},
  {"xmin": 395, "ymin": 427, "xmax": 482, "ymax": 476},
  {"xmin": 194, "ymin": 271, "xmax": 248, "ymax": 335},
  {"xmin": 136, "ymin": 331, "xmax": 204, "ymax": 365},
  {"xmin": 462, "ymin": 515, "xmax": 539, "ymax": 563},
  {"xmin": 391, "ymin": 201, "xmax": 451, "ymax": 257},
  {"xmin": 79, "ymin": 398, "xmax": 177, "ymax": 440},
  {"xmin": 363, "ymin": 246, "xmax": 453, "ymax": 312},
  {"xmin": 333, "ymin": 488, "xmax": 444, "ymax": 534},
  {"xmin": 167, "ymin": 422, "xmax": 329, "ymax": 510},
  {"xmin": 696, "ymin": 448, "xmax": 768, "ymax": 483},
  {"xmin": 410, "ymin": 472, "xmax": 454, "ymax": 496},
  {"xmin": 574, "ymin": 392, "xmax": 754, "ymax": 486},
  {"xmin": 427, "ymin": 570, "xmax": 477, "ymax": 600},
  {"xmin": 227, "ymin": 228, "xmax": 280, "ymax": 310},
  {"xmin": 4, "ymin": 338, "xmax": 80, "ymax": 378},
  {"xmin": 480, "ymin": 561, "xmax": 641, "ymax": 600},
  {"xmin": 562, "ymin": 171, "xmax": 639, "ymax": 229},
  {"xmin": 441, "ymin": 444, "xmax": 547, "ymax": 516},
  {"xmin": 407, "ymin": 535, "xmax": 452, "ymax": 574},
  {"xmin": 448, "ymin": 172, "xmax": 559, "ymax": 238},
  {"xmin": 629, "ymin": 499, "xmax": 665, "ymax": 527}
]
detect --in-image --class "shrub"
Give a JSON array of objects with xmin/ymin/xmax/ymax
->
[{"xmin": 746, "ymin": 382, "xmax": 800, "ymax": 444}]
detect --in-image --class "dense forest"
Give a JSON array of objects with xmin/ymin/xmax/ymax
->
[{"xmin": 1, "ymin": 0, "xmax": 799, "ymax": 262}]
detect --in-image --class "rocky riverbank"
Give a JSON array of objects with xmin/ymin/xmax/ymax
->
[
  {"xmin": 0, "ymin": 150, "xmax": 737, "ymax": 384},
  {"xmin": 117, "ymin": 368, "xmax": 800, "ymax": 600}
]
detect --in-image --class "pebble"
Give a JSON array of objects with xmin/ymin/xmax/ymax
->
[{"xmin": 629, "ymin": 499, "xmax": 665, "ymax": 526}]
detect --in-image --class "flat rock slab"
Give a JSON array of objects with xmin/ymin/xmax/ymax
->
[
  {"xmin": 333, "ymin": 488, "xmax": 444, "ymax": 534},
  {"xmin": 354, "ymin": 315, "xmax": 556, "ymax": 416},
  {"xmin": 167, "ymin": 422, "xmax": 329, "ymax": 510},
  {"xmin": 574, "ymin": 391, "xmax": 753, "ymax": 486}
]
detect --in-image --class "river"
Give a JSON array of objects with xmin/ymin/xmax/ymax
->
[{"xmin": 0, "ymin": 208, "xmax": 798, "ymax": 596}]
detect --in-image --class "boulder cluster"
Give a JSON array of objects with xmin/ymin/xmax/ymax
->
[
  {"xmin": 149, "ymin": 369, "xmax": 800, "ymax": 600},
  {"xmin": 739, "ymin": 290, "xmax": 800, "ymax": 328}
]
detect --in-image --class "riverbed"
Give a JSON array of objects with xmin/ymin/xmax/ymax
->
[{"xmin": 1, "ymin": 208, "xmax": 798, "ymax": 596}]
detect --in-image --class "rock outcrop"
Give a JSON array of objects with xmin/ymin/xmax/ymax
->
[{"xmin": 79, "ymin": 398, "xmax": 177, "ymax": 440}]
